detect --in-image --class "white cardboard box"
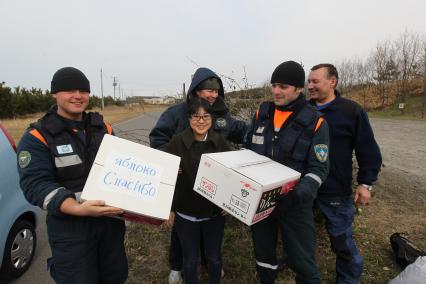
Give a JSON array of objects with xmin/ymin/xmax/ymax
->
[
  {"xmin": 194, "ymin": 149, "xmax": 301, "ymax": 225},
  {"xmin": 81, "ymin": 134, "xmax": 180, "ymax": 221}
]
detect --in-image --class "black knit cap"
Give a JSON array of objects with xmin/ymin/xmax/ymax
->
[
  {"xmin": 270, "ymin": 61, "xmax": 305, "ymax": 88},
  {"xmin": 50, "ymin": 67, "xmax": 90, "ymax": 94}
]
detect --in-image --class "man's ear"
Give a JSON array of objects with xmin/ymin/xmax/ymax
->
[{"xmin": 330, "ymin": 77, "xmax": 337, "ymax": 89}]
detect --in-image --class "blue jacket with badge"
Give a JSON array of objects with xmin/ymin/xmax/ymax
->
[
  {"xmin": 310, "ymin": 91, "xmax": 382, "ymax": 197},
  {"xmin": 149, "ymin": 67, "xmax": 247, "ymax": 150},
  {"xmin": 17, "ymin": 106, "xmax": 111, "ymax": 216},
  {"xmin": 246, "ymin": 94, "xmax": 330, "ymax": 208}
]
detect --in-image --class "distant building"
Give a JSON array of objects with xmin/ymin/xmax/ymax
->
[{"xmin": 125, "ymin": 96, "xmax": 177, "ymax": 105}]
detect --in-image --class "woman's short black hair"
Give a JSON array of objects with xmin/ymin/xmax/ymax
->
[{"xmin": 187, "ymin": 97, "xmax": 212, "ymax": 116}]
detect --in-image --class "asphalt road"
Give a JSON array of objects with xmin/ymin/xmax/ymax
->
[{"xmin": 2, "ymin": 111, "xmax": 162, "ymax": 284}]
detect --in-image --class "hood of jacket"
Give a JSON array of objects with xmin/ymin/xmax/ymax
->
[{"xmin": 187, "ymin": 67, "xmax": 225, "ymax": 102}]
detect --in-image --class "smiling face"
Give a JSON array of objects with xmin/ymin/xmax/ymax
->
[
  {"xmin": 271, "ymin": 83, "xmax": 303, "ymax": 106},
  {"xmin": 196, "ymin": 89, "xmax": 219, "ymax": 105},
  {"xmin": 54, "ymin": 90, "xmax": 90, "ymax": 121},
  {"xmin": 189, "ymin": 106, "xmax": 212, "ymax": 140},
  {"xmin": 307, "ymin": 67, "xmax": 336, "ymax": 104}
]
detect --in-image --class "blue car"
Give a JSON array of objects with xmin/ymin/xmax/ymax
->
[{"xmin": 0, "ymin": 124, "xmax": 39, "ymax": 280}]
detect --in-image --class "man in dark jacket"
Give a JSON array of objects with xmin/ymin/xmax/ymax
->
[
  {"xmin": 246, "ymin": 61, "xmax": 329, "ymax": 284},
  {"xmin": 17, "ymin": 67, "xmax": 128, "ymax": 284},
  {"xmin": 308, "ymin": 63, "xmax": 382, "ymax": 284},
  {"xmin": 149, "ymin": 67, "xmax": 247, "ymax": 283},
  {"xmin": 149, "ymin": 67, "xmax": 247, "ymax": 150}
]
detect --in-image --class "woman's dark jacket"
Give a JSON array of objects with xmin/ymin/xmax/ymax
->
[{"xmin": 166, "ymin": 127, "xmax": 230, "ymax": 218}]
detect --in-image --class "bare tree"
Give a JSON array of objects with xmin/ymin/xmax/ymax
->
[
  {"xmin": 394, "ymin": 30, "xmax": 421, "ymax": 113},
  {"xmin": 371, "ymin": 40, "xmax": 397, "ymax": 108},
  {"xmin": 355, "ymin": 57, "xmax": 374, "ymax": 109},
  {"xmin": 336, "ymin": 58, "xmax": 357, "ymax": 93}
]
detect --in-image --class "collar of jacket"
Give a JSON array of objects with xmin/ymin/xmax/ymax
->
[
  {"xmin": 275, "ymin": 92, "xmax": 307, "ymax": 112},
  {"xmin": 43, "ymin": 105, "xmax": 103, "ymax": 135},
  {"xmin": 210, "ymin": 96, "xmax": 228, "ymax": 115},
  {"xmin": 181, "ymin": 127, "xmax": 221, "ymax": 150},
  {"xmin": 308, "ymin": 89, "xmax": 342, "ymax": 111}
]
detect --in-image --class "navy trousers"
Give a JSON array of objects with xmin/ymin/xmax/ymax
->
[
  {"xmin": 316, "ymin": 195, "xmax": 363, "ymax": 284},
  {"xmin": 46, "ymin": 215, "xmax": 128, "ymax": 284},
  {"xmin": 251, "ymin": 203, "xmax": 320, "ymax": 284},
  {"xmin": 174, "ymin": 214, "xmax": 225, "ymax": 284}
]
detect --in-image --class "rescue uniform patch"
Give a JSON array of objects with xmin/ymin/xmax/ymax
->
[
  {"xmin": 57, "ymin": 144, "xmax": 73, "ymax": 154},
  {"xmin": 314, "ymin": 144, "xmax": 328, "ymax": 163},
  {"xmin": 215, "ymin": 117, "xmax": 227, "ymax": 128},
  {"xmin": 18, "ymin": 150, "xmax": 32, "ymax": 168}
]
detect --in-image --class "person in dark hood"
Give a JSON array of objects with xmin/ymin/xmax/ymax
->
[
  {"xmin": 149, "ymin": 67, "xmax": 247, "ymax": 283},
  {"xmin": 149, "ymin": 67, "xmax": 247, "ymax": 150}
]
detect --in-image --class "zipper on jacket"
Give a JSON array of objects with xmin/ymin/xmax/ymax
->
[{"xmin": 272, "ymin": 132, "xmax": 278, "ymax": 159}]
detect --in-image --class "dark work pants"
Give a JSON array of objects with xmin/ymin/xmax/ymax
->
[
  {"xmin": 316, "ymin": 195, "xmax": 363, "ymax": 284},
  {"xmin": 46, "ymin": 214, "xmax": 128, "ymax": 284},
  {"xmin": 169, "ymin": 225, "xmax": 183, "ymax": 271},
  {"xmin": 251, "ymin": 203, "xmax": 320, "ymax": 284},
  {"xmin": 174, "ymin": 214, "xmax": 225, "ymax": 284},
  {"xmin": 169, "ymin": 224, "xmax": 207, "ymax": 271}
]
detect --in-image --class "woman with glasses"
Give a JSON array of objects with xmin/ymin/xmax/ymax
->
[{"xmin": 165, "ymin": 97, "xmax": 230, "ymax": 284}]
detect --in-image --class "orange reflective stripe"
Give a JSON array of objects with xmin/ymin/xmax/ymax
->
[
  {"xmin": 256, "ymin": 110, "xmax": 259, "ymax": 120},
  {"xmin": 29, "ymin": 129, "xmax": 48, "ymax": 146},
  {"xmin": 273, "ymin": 110, "xmax": 292, "ymax": 130},
  {"xmin": 314, "ymin": 117, "xmax": 324, "ymax": 132},
  {"xmin": 104, "ymin": 122, "xmax": 113, "ymax": 134}
]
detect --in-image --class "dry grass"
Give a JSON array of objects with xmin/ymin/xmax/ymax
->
[
  {"xmin": 124, "ymin": 166, "xmax": 426, "ymax": 283},
  {"xmin": 0, "ymin": 104, "xmax": 166, "ymax": 143}
]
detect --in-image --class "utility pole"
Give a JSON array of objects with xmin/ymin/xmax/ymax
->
[
  {"xmin": 118, "ymin": 83, "xmax": 121, "ymax": 101},
  {"xmin": 182, "ymin": 83, "xmax": 186, "ymax": 100},
  {"xmin": 100, "ymin": 69, "xmax": 104, "ymax": 110},
  {"xmin": 113, "ymin": 76, "xmax": 118, "ymax": 100}
]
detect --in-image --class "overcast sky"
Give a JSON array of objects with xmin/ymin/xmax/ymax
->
[{"xmin": 1, "ymin": 0, "xmax": 425, "ymax": 98}]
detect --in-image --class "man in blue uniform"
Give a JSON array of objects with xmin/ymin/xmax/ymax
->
[
  {"xmin": 246, "ymin": 61, "xmax": 329, "ymax": 284},
  {"xmin": 17, "ymin": 67, "xmax": 128, "ymax": 284},
  {"xmin": 308, "ymin": 63, "xmax": 382, "ymax": 284},
  {"xmin": 150, "ymin": 67, "xmax": 247, "ymax": 283}
]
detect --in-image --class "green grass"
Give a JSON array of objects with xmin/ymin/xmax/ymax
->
[{"xmin": 368, "ymin": 95, "xmax": 426, "ymax": 120}]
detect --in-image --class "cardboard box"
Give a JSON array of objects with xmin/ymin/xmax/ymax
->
[
  {"xmin": 194, "ymin": 149, "xmax": 300, "ymax": 225},
  {"xmin": 81, "ymin": 134, "xmax": 180, "ymax": 223}
]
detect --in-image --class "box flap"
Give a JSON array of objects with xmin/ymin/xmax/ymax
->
[
  {"xmin": 237, "ymin": 161, "xmax": 300, "ymax": 187},
  {"xmin": 204, "ymin": 149, "xmax": 271, "ymax": 169}
]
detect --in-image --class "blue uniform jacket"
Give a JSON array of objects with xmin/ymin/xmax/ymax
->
[
  {"xmin": 17, "ymin": 110, "xmax": 111, "ymax": 216},
  {"xmin": 311, "ymin": 91, "xmax": 382, "ymax": 197},
  {"xmin": 149, "ymin": 67, "xmax": 247, "ymax": 150}
]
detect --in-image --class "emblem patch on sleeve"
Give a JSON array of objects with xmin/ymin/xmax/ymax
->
[
  {"xmin": 314, "ymin": 144, "xmax": 328, "ymax": 163},
  {"xmin": 215, "ymin": 118, "xmax": 227, "ymax": 128},
  {"xmin": 18, "ymin": 150, "xmax": 32, "ymax": 168}
]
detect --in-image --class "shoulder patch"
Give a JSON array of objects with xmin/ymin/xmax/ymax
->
[
  {"xmin": 18, "ymin": 150, "xmax": 32, "ymax": 168},
  {"xmin": 314, "ymin": 144, "xmax": 328, "ymax": 163},
  {"xmin": 215, "ymin": 117, "xmax": 227, "ymax": 128}
]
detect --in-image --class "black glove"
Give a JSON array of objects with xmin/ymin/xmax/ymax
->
[{"xmin": 271, "ymin": 190, "xmax": 298, "ymax": 217}]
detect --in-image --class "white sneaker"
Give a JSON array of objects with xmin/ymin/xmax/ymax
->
[{"xmin": 168, "ymin": 270, "xmax": 183, "ymax": 284}]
